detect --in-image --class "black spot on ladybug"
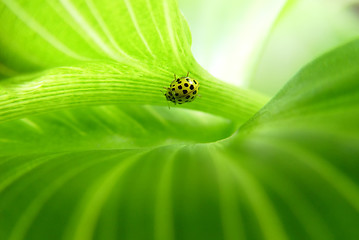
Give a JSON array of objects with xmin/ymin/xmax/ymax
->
[
  {"xmin": 186, "ymin": 95, "xmax": 190, "ymax": 99},
  {"xmin": 190, "ymin": 85, "xmax": 194, "ymax": 90},
  {"xmin": 175, "ymin": 93, "xmax": 179, "ymax": 96},
  {"xmin": 185, "ymin": 100, "xmax": 189, "ymax": 102},
  {"xmin": 186, "ymin": 78, "xmax": 189, "ymax": 81},
  {"xmin": 193, "ymin": 90, "xmax": 197, "ymax": 94},
  {"xmin": 194, "ymin": 80, "xmax": 197, "ymax": 84},
  {"xmin": 178, "ymin": 85, "xmax": 182, "ymax": 89},
  {"xmin": 178, "ymin": 102, "xmax": 182, "ymax": 104},
  {"xmin": 178, "ymin": 99, "xmax": 182, "ymax": 102},
  {"xmin": 184, "ymin": 83, "xmax": 189, "ymax": 87},
  {"xmin": 172, "ymin": 84, "xmax": 175, "ymax": 87},
  {"xmin": 183, "ymin": 90, "xmax": 188, "ymax": 94},
  {"xmin": 191, "ymin": 96, "xmax": 194, "ymax": 99},
  {"xmin": 169, "ymin": 92, "xmax": 172, "ymax": 95},
  {"xmin": 177, "ymin": 78, "xmax": 180, "ymax": 81}
]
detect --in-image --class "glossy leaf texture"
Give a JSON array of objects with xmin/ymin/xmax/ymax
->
[
  {"xmin": 1, "ymin": 40, "xmax": 359, "ymax": 240},
  {"xmin": 0, "ymin": 0, "xmax": 267, "ymax": 123},
  {"xmin": 1, "ymin": 0, "xmax": 359, "ymax": 240},
  {"xmin": 0, "ymin": 0, "xmax": 193, "ymax": 74}
]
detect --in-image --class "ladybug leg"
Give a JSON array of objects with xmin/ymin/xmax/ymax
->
[
  {"xmin": 186, "ymin": 71, "xmax": 190, "ymax": 77},
  {"xmin": 160, "ymin": 88, "xmax": 167, "ymax": 96},
  {"xmin": 174, "ymin": 74, "xmax": 176, "ymax": 81}
]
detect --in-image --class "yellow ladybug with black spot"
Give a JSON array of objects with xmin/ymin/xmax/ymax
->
[{"xmin": 164, "ymin": 72, "xmax": 200, "ymax": 105}]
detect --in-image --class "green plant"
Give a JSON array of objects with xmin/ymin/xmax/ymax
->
[{"xmin": 1, "ymin": 0, "xmax": 358, "ymax": 239}]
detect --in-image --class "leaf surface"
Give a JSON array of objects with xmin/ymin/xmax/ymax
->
[{"xmin": 1, "ymin": 0, "xmax": 359, "ymax": 240}]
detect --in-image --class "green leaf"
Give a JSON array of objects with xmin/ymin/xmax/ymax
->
[
  {"xmin": 224, "ymin": 40, "xmax": 359, "ymax": 239},
  {"xmin": 0, "ymin": 0, "xmax": 268, "ymax": 122},
  {"xmin": 1, "ymin": 0, "xmax": 359, "ymax": 240},
  {"xmin": 0, "ymin": 0, "xmax": 193, "ymax": 73},
  {"xmin": 0, "ymin": 62, "xmax": 267, "ymax": 123},
  {"xmin": 0, "ymin": 105, "xmax": 238, "ymax": 154},
  {"xmin": 1, "ymin": 40, "xmax": 359, "ymax": 239}
]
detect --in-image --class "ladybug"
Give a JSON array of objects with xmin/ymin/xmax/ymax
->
[{"xmin": 163, "ymin": 72, "xmax": 200, "ymax": 105}]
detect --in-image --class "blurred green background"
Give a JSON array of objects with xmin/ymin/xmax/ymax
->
[{"xmin": 179, "ymin": 0, "xmax": 359, "ymax": 95}]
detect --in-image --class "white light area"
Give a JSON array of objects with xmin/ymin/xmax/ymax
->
[
  {"xmin": 179, "ymin": 0, "xmax": 286, "ymax": 86},
  {"xmin": 179, "ymin": 0, "xmax": 359, "ymax": 94},
  {"xmin": 208, "ymin": 1, "xmax": 286, "ymax": 87},
  {"xmin": 250, "ymin": 0, "xmax": 359, "ymax": 95}
]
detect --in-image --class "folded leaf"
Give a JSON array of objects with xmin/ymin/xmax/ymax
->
[
  {"xmin": 1, "ymin": 39, "xmax": 359, "ymax": 240},
  {"xmin": 1, "ymin": 0, "xmax": 358, "ymax": 239}
]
